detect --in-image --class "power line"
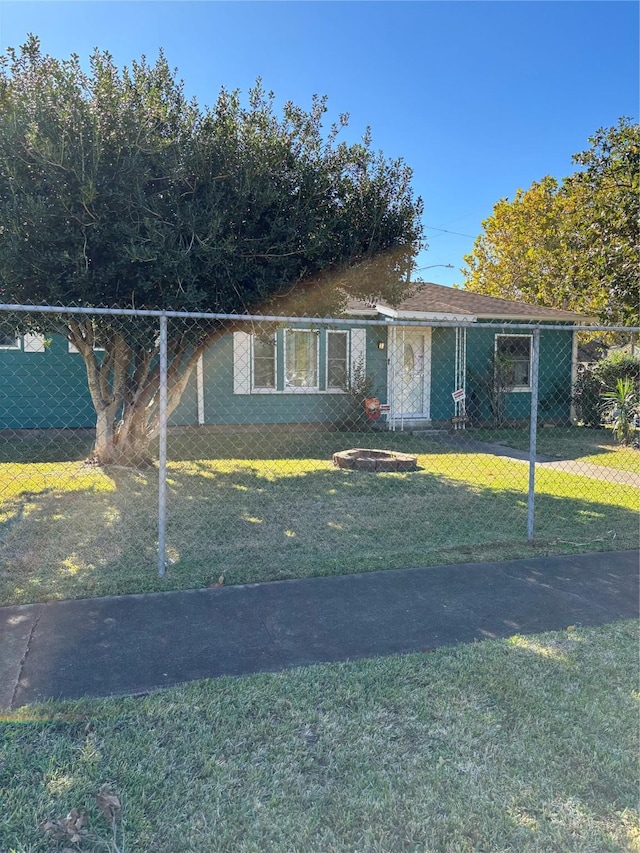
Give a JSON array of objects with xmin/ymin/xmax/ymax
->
[{"xmin": 424, "ymin": 224, "xmax": 475, "ymax": 239}]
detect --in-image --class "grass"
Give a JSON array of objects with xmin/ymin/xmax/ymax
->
[
  {"xmin": 1, "ymin": 620, "xmax": 638, "ymax": 852},
  {"xmin": 0, "ymin": 429, "xmax": 638, "ymax": 606},
  {"xmin": 473, "ymin": 425, "xmax": 640, "ymax": 473}
]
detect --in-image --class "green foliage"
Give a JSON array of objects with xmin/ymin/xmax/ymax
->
[
  {"xmin": 0, "ymin": 36, "xmax": 423, "ymax": 314},
  {"xmin": 339, "ymin": 356, "xmax": 377, "ymax": 430},
  {"xmin": 600, "ymin": 378, "xmax": 638, "ymax": 445},
  {"xmin": 593, "ymin": 350, "xmax": 640, "ymax": 389},
  {"xmin": 573, "ymin": 368, "xmax": 603, "ymax": 428},
  {"xmin": 462, "ymin": 118, "xmax": 640, "ymax": 325},
  {"xmin": 468, "ymin": 353, "xmax": 513, "ymax": 427},
  {"xmin": 574, "ymin": 351, "xmax": 640, "ymax": 429},
  {"xmin": 0, "ymin": 36, "xmax": 423, "ymax": 463}
]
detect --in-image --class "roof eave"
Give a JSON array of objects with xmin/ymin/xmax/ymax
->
[
  {"xmin": 473, "ymin": 312, "xmax": 599, "ymax": 324},
  {"xmin": 375, "ymin": 305, "xmax": 477, "ymax": 322}
]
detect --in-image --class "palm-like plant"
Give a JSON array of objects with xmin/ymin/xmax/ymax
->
[{"xmin": 600, "ymin": 378, "xmax": 639, "ymax": 445}]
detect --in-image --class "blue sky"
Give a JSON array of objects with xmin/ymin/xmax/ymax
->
[{"xmin": 0, "ymin": 1, "xmax": 637, "ymax": 287}]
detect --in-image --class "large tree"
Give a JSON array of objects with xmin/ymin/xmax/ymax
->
[
  {"xmin": 461, "ymin": 118, "xmax": 639, "ymax": 325},
  {"xmin": 0, "ymin": 37, "xmax": 423, "ymax": 464}
]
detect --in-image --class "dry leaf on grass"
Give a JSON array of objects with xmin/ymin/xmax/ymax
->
[
  {"xmin": 96, "ymin": 783, "xmax": 122, "ymax": 824},
  {"xmin": 41, "ymin": 807, "xmax": 89, "ymax": 843}
]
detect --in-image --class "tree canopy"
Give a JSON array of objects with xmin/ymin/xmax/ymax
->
[
  {"xmin": 461, "ymin": 118, "xmax": 639, "ymax": 326},
  {"xmin": 0, "ymin": 37, "xmax": 423, "ymax": 463}
]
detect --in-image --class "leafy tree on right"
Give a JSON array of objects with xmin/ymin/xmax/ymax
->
[{"xmin": 461, "ymin": 118, "xmax": 639, "ymax": 326}]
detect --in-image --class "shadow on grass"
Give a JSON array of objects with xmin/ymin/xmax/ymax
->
[
  {"xmin": 0, "ymin": 452, "xmax": 637, "ymax": 606},
  {"xmin": 0, "ymin": 431, "xmax": 95, "ymax": 463},
  {"xmin": 161, "ymin": 427, "xmax": 448, "ymax": 462}
]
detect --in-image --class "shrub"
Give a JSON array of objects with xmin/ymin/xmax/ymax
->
[
  {"xmin": 339, "ymin": 357, "xmax": 377, "ymax": 430},
  {"xmin": 593, "ymin": 351, "xmax": 640, "ymax": 389},
  {"xmin": 573, "ymin": 351, "xmax": 640, "ymax": 428},
  {"xmin": 573, "ymin": 367, "xmax": 604, "ymax": 427},
  {"xmin": 600, "ymin": 378, "xmax": 639, "ymax": 444}
]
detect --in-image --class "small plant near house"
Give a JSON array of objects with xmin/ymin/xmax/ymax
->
[
  {"xmin": 600, "ymin": 378, "xmax": 639, "ymax": 445},
  {"xmin": 339, "ymin": 356, "xmax": 377, "ymax": 430},
  {"xmin": 468, "ymin": 353, "xmax": 512, "ymax": 428}
]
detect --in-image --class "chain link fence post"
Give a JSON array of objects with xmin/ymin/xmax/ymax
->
[
  {"xmin": 527, "ymin": 327, "xmax": 541, "ymax": 541},
  {"xmin": 158, "ymin": 312, "xmax": 168, "ymax": 577}
]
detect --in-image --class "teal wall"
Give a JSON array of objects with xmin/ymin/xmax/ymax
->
[
  {"xmin": 0, "ymin": 324, "xmax": 575, "ymax": 431},
  {"xmin": 171, "ymin": 325, "xmax": 389, "ymax": 427},
  {"xmin": 463, "ymin": 326, "xmax": 573, "ymax": 424},
  {"xmin": 0, "ymin": 334, "xmax": 96, "ymax": 429},
  {"xmin": 430, "ymin": 327, "xmax": 457, "ymax": 421}
]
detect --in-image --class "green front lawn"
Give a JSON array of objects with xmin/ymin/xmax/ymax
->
[
  {"xmin": 2, "ymin": 620, "xmax": 638, "ymax": 852},
  {"xmin": 1, "ymin": 430, "xmax": 638, "ymax": 606}
]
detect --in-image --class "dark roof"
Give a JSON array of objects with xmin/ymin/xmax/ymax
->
[
  {"xmin": 577, "ymin": 340, "xmax": 608, "ymax": 363},
  {"xmin": 350, "ymin": 281, "xmax": 595, "ymax": 323}
]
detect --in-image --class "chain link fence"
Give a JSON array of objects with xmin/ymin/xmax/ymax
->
[{"xmin": 1, "ymin": 304, "xmax": 638, "ymax": 605}]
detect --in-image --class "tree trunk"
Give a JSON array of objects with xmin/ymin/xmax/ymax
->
[{"xmin": 69, "ymin": 320, "xmax": 230, "ymax": 467}]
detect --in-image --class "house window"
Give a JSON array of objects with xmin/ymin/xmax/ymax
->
[
  {"xmin": 285, "ymin": 329, "xmax": 318, "ymax": 389},
  {"xmin": 233, "ymin": 327, "xmax": 366, "ymax": 395},
  {"xmin": 327, "ymin": 331, "xmax": 348, "ymax": 389},
  {"xmin": 252, "ymin": 333, "xmax": 276, "ymax": 389},
  {"xmin": 495, "ymin": 334, "xmax": 532, "ymax": 391},
  {"xmin": 0, "ymin": 331, "xmax": 20, "ymax": 349}
]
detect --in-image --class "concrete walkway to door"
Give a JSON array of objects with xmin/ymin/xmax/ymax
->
[{"xmin": 430, "ymin": 433, "xmax": 640, "ymax": 488}]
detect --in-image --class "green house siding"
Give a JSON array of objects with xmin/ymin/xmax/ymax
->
[
  {"xmin": 464, "ymin": 326, "xmax": 573, "ymax": 424},
  {"xmin": 1, "ymin": 323, "xmax": 576, "ymax": 432},
  {"xmin": 430, "ymin": 327, "xmax": 457, "ymax": 422},
  {"xmin": 366, "ymin": 328, "xmax": 388, "ymax": 401},
  {"xmin": 171, "ymin": 326, "xmax": 389, "ymax": 427},
  {"xmin": 0, "ymin": 335, "xmax": 96, "ymax": 430}
]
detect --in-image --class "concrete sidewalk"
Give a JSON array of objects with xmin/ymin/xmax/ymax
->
[
  {"xmin": 431, "ymin": 433, "xmax": 640, "ymax": 487},
  {"xmin": 1, "ymin": 550, "xmax": 638, "ymax": 710}
]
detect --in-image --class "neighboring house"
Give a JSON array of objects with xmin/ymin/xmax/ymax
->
[{"xmin": 0, "ymin": 282, "xmax": 594, "ymax": 432}]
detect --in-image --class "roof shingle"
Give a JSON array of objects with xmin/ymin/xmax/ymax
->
[{"xmin": 350, "ymin": 281, "xmax": 594, "ymax": 322}]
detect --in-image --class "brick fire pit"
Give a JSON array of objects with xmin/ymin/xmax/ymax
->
[{"xmin": 332, "ymin": 448, "xmax": 418, "ymax": 472}]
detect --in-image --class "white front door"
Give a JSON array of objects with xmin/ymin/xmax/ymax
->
[{"xmin": 390, "ymin": 327, "xmax": 431, "ymax": 419}]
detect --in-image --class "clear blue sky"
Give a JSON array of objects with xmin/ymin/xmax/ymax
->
[{"xmin": 1, "ymin": 1, "xmax": 637, "ymax": 287}]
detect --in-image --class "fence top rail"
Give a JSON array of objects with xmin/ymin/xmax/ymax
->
[{"xmin": 0, "ymin": 303, "xmax": 637, "ymax": 334}]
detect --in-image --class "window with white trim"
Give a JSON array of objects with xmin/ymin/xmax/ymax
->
[
  {"xmin": 495, "ymin": 334, "xmax": 532, "ymax": 391},
  {"xmin": 327, "ymin": 330, "xmax": 348, "ymax": 390},
  {"xmin": 233, "ymin": 327, "xmax": 366, "ymax": 395},
  {"xmin": 252, "ymin": 333, "xmax": 276, "ymax": 389},
  {"xmin": 285, "ymin": 329, "xmax": 319, "ymax": 389},
  {"xmin": 0, "ymin": 332, "xmax": 45, "ymax": 352},
  {"xmin": 0, "ymin": 332, "xmax": 20, "ymax": 349}
]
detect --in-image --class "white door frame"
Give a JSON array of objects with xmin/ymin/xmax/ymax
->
[{"xmin": 387, "ymin": 326, "xmax": 432, "ymax": 427}]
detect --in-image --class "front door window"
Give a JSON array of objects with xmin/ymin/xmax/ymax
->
[{"xmin": 391, "ymin": 328, "xmax": 431, "ymax": 418}]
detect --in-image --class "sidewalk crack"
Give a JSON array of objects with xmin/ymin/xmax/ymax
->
[{"xmin": 10, "ymin": 607, "xmax": 43, "ymax": 710}]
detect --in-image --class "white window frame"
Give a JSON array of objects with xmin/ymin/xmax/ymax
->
[
  {"xmin": 68, "ymin": 341, "xmax": 106, "ymax": 353},
  {"xmin": 251, "ymin": 332, "xmax": 278, "ymax": 393},
  {"xmin": 0, "ymin": 333, "xmax": 20, "ymax": 350},
  {"xmin": 495, "ymin": 333, "xmax": 533, "ymax": 392},
  {"xmin": 284, "ymin": 328, "xmax": 320, "ymax": 392},
  {"xmin": 23, "ymin": 334, "xmax": 46, "ymax": 353},
  {"xmin": 233, "ymin": 328, "xmax": 366, "ymax": 395},
  {"xmin": 326, "ymin": 330, "xmax": 349, "ymax": 392}
]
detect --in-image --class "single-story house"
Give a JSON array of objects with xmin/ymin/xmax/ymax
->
[{"xmin": 0, "ymin": 282, "xmax": 593, "ymax": 432}]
